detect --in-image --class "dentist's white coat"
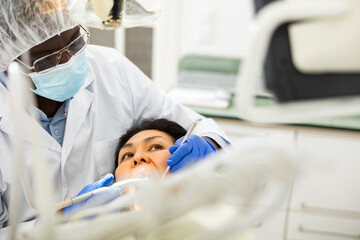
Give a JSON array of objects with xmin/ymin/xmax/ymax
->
[{"xmin": 0, "ymin": 45, "xmax": 229, "ymax": 229}]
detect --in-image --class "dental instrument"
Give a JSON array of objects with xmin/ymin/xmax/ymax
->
[
  {"xmin": 8, "ymin": 61, "xmax": 57, "ymax": 239},
  {"xmin": 160, "ymin": 120, "xmax": 198, "ymax": 181},
  {"xmin": 55, "ymin": 178, "xmax": 147, "ymax": 211}
]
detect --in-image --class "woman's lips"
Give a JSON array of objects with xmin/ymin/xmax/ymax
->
[{"xmin": 131, "ymin": 166, "xmax": 159, "ymax": 179}]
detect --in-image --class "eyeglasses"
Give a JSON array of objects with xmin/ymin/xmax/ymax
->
[{"xmin": 16, "ymin": 25, "xmax": 90, "ymax": 73}]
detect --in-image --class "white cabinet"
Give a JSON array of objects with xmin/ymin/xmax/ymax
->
[
  {"xmin": 213, "ymin": 118, "xmax": 360, "ymax": 240},
  {"xmin": 291, "ymin": 131, "xmax": 360, "ymax": 213},
  {"xmin": 287, "ymin": 130, "xmax": 360, "ymax": 240}
]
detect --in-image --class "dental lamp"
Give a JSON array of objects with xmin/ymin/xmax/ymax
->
[{"xmin": 70, "ymin": 0, "xmax": 162, "ymax": 29}]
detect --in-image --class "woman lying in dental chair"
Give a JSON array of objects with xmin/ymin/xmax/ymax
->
[{"xmin": 64, "ymin": 119, "xmax": 219, "ymax": 217}]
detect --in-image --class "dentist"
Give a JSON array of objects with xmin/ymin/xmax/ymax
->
[{"xmin": 0, "ymin": 0, "xmax": 229, "ymax": 226}]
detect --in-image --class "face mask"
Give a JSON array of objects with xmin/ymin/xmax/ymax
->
[{"xmin": 28, "ymin": 51, "xmax": 88, "ymax": 102}]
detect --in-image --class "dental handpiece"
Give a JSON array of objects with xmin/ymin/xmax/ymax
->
[
  {"xmin": 160, "ymin": 121, "xmax": 198, "ymax": 181},
  {"xmin": 55, "ymin": 178, "xmax": 147, "ymax": 211}
]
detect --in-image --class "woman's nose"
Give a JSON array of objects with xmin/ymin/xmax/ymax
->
[{"xmin": 132, "ymin": 156, "xmax": 150, "ymax": 167}]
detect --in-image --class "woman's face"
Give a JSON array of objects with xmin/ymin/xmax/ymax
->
[{"xmin": 115, "ymin": 130, "xmax": 175, "ymax": 182}]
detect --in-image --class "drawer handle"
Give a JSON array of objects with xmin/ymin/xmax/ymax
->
[
  {"xmin": 299, "ymin": 225, "xmax": 360, "ymax": 239},
  {"xmin": 301, "ymin": 203, "xmax": 360, "ymax": 219}
]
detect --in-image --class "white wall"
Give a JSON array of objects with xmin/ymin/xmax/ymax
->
[
  {"xmin": 152, "ymin": 0, "xmax": 182, "ymax": 91},
  {"xmin": 179, "ymin": 0, "xmax": 254, "ymax": 59},
  {"xmin": 152, "ymin": 0, "xmax": 254, "ymax": 91}
]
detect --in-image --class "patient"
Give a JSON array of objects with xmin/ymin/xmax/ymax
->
[{"xmin": 114, "ymin": 119, "xmax": 187, "ymax": 182}]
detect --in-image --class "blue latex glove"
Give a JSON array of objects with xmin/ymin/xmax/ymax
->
[
  {"xmin": 167, "ymin": 134, "xmax": 216, "ymax": 173},
  {"xmin": 63, "ymin": 173, "xmax": 122, "ymax": 218}
]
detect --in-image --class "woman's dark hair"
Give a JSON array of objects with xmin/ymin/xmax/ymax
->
[{"xmin": 114, "ymin": 118, "xmax": 186, "ymax": 169}]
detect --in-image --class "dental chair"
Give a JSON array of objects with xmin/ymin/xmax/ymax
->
[
  {"xmin": 256, "ymin": 0, "xmax": 360, "ymax": 102},
  {"xmin": 236, "ymin": 0, "xmax": 360, "ymax": 123}
]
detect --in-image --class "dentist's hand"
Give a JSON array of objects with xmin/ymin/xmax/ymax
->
[
  {"xmin": 167, "ymin": 135, "xmax": 216, "ymax": 173},
  {"xmin": 63, "ymin": 173, "xmax": 122, "ymax": 218}
]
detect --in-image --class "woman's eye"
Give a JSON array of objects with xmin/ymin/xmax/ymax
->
[
  {"xmin": 149, "ymin": 145, "xmax": 163, "ymax": 151},
  {"xmin": 122, "ymin": 153, "xmax": 133, "ymax": 161}
]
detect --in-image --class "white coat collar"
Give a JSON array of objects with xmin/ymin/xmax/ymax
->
[{"xmin": 61, "ymin": 71, "xmax": 95, "ymax": 161}]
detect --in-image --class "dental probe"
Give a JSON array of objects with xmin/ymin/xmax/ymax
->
[
  {"xmin": 160, "ymin": 121, "xmax": 198, "ymax": 181},
  {"xmin": 55, "ymin": 178, "xmax": 147, "ymax": 211}
]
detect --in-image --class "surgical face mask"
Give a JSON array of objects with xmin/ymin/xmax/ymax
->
[{"xmin": 28, "ymin": 51, "xmax": 88, "ymax": 102}]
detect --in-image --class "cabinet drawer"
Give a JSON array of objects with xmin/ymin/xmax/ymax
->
[{"xmin": 291, "ymin": 132, "xmax": 360, "ymax": 213}]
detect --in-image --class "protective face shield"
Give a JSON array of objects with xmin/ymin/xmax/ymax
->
[{"xmin": 70, "ymin": 0, "xmax": 162, "ymax": 29}]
